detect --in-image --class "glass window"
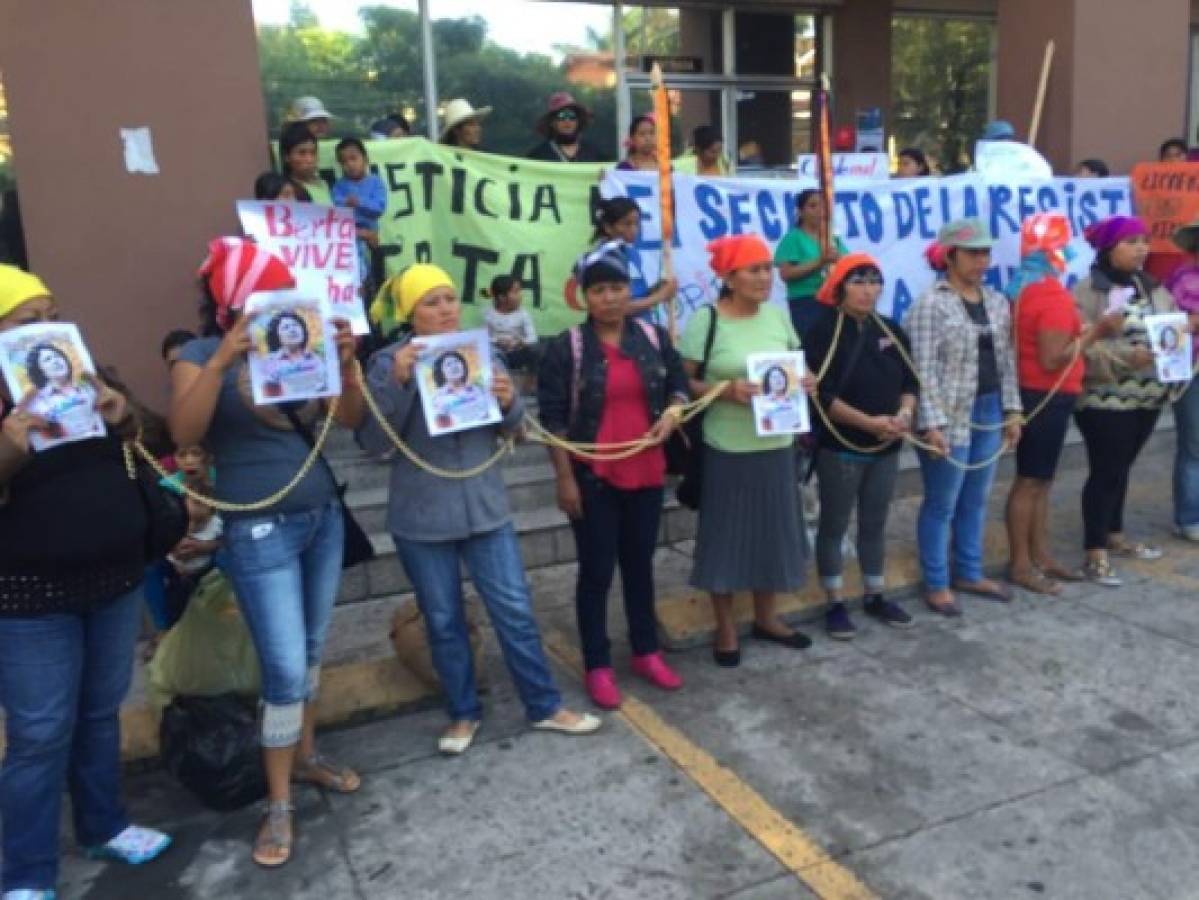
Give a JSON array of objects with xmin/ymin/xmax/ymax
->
[
  {"xmin": 735, "ymin": 12, "xmax": 820, "ymax": 78},
  {"xmin": 891, "ymin": 15, "xmax": 995, "ymax": 173},
  {"xmin": 0, "ymin": 74, "xmax": 25, "ymax": 271},
  {"xmin": 736, "ymin": 88, "xmax": 811, "ymax": 170},
  {"xmin": 622, "ymin": 6, "xmax": 722, "ymax": 77}
]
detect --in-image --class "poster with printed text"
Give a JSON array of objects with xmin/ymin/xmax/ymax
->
[
  {"xmin": 1144, "ymin": 312, "xmax": 1192, "ymax": 384},
  {"xmin": 0, "ymin": 323, "xmax": 106, "ymax": 452},
  {"xmin": 415, "ymin": 329, "xmax": 502, "ymax": 437},
  {"xmin": 748, "ymin": 351, "xmax": 810, "ymax": 437},
  {"xmin": 244, "ymin": 291, "xmax": 342, "ymax": 405},
  {"xmin": 238, "ymin": 199, "xmax": 369, "ymax": 335}
]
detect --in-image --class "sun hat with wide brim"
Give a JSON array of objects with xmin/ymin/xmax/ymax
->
[
  {"xmin": 536, "ymin": 91, "xmax": 593, "ymax": 135},
  {"xmin": 290, "ymin": 96, "xmax": 335, "ymax": 122},
  {"xmin": 440, "ymin": 99, "xmax": 492, "ymax": 140},
  {"xmin": 1174, "ymin": 218, "xmax": 1199, "ymax": 254}
]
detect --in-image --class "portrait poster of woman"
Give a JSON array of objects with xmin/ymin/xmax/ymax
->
[
  {"xmin": 1145, "ymin": 312, "xmax": 1192, "ymax": 384},
  {"xmin": 415, "ymin": 328, "xmax": 502, "ymax": 436},
  {"xmin": 0, "ymin": 322, "xmax": 106, "ymax": 452},
  {"xmin": 244, "ymin": 290, "xmax": 342, "ymax": 405},
  {"xmin": 747, "ymin": 350, "xmax": 810, "ymax": 437}
]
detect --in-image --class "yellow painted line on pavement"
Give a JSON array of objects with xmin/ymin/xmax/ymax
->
[{"xmin": 543, "ymin": 629, "xmax": 878, "ymax": 900}]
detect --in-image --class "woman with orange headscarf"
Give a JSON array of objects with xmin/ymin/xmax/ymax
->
[
  {"xmin": 679, "ymin": 234, "xmax": 813, "ymax": 667},
  {"xmin": 1004, "ymin": 215, "xmax": 1125, "ymax": 594}
]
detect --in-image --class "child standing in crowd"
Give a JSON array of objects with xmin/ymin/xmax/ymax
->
[
  {"xmin": 254, "ymin": 171, "xmax": 309, "ymax": 203},
  {"xmin": 483, "ymin": 275, "xmax": 540, "ymax": 379},
  {"xmin": 333, "ymin": 138, "xmax": 387, "ymax": 293},
  {"xmin": 586, "ymin": 198, "xmax": 678, "ymax": 324}
]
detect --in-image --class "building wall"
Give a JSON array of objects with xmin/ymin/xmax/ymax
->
[
  {"xmin": 0, "ymin": 0, "xmax": 268, "ymax": 404},
  {"xmin": 831, "ymin": 0, "xmax": 894, "ymax": 142}
]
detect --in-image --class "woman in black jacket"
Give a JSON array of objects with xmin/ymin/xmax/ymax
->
[{"xmin": 539, "ymin": 242, "xmax": 689, "ymax": 709}]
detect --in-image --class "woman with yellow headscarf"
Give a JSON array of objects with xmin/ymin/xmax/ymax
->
[
  {"xmin": 348, "ymin": 263, "xmax": 603, "ymax": 755},
  {"xmin": 0, "ymin": 265, "xmax": 173, "ymax": 897}
]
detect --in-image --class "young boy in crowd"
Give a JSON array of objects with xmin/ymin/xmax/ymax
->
[
  {"xmin": 483, "ymin": 275, "xmax": 540, "ymax": 388},
  {"xmin": 333, "ymin": 137, "xmax": 388, "ymax": 294}
]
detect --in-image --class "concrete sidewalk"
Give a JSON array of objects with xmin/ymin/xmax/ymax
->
[{"xmin": 36, "ymin": 438, "xmax": 1199, "ymax": 899}]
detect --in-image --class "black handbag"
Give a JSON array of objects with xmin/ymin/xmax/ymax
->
[
  {"xmin": 282, "ymin": 406, "xmax": 376, "ymax": 570},
  {"xmin": 128, "ymin": 448, "xmax": 189, "ymax": 561},
  {"xmin": 675, "ymin": 305, "xmax": 719, "ymax": 510}
]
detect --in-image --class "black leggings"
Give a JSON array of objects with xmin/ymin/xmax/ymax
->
[{"xmin": 1075, "ymin": 407, "xmax": 1160, "ymax": 550}]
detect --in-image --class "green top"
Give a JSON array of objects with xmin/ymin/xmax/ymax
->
[
  {"xmin": 773, "ymin": 228, "xmax": 847, "ymax": 300},
  {"xmin": 300, "ymin": 177, "xmax": 332, "ymax": 206},
  {"xmin": 679, "ymin": 302, "xmax": 800, "ymax": 453}
]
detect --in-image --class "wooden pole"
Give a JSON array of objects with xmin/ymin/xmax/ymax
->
[
  {"xmin": 650, "ymin": 63, "xmax": 677, "ymax": 339},
  {"xmin": 816, "ymin": 75, "xmax": 835, "ymax": 255},
  {"xmin": 1028, "ymin": 40, "xmax": 1055, "ymax": 147}
]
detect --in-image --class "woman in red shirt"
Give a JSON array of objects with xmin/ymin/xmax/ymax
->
[
  {"xmin": 1005, "ymin": 214, "xmax": 1123, "ymax": 593},
  {"xmin": 538, "ymin": 242, "xmax": 691, "ymax": 709}
]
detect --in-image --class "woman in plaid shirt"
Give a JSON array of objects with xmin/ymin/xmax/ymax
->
[{"xmin": 904, "ymin": 219, "xmax": 1023, "ymax": 617}]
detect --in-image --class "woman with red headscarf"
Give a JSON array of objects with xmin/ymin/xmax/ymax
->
[
  {"xmin": 679, "ymin": 234, "xmax": 812, "ymax": 667},
  {"xmin": 170, "ymin": 238, "xmax": 365, "ymax": 868},
  {"xmin": 1073, "ymin": 215, "xmax": 1179, "ymax": 586},
  {"xmin": 1004, "ymin": 215, "xmax": 1124, "ymax": 594}
]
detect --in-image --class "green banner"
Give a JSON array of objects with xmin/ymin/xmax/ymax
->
[{"xmin": 318, "ymin": 138, "xmax": 601, "ymax": 335}]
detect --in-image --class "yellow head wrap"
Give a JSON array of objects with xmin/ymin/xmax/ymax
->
[
  {"xmin": 369, "ymin": 264, "xmax": 455, "ymax": 333},
  {"xmin": 0, "ymin": 265, "xmax": 51, "ymax": 320}
]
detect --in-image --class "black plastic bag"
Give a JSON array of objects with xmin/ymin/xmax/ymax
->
[{"xmin": 160, "ymin": 694, "xmax": 266, "ymax": 811}]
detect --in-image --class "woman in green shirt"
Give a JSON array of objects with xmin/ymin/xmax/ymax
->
[
  {"xmin": 279, "ymin": 121, "xmax": 332, "ymax": 206},
  {"xmin": 774, "ymin": 189, "xmax": 845, "ymax": 339},
  {"xmin": 680, "ymin": 234, "xmax": 813, "ymax": 668}
]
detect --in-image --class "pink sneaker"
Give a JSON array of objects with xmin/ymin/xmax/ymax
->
[
  {"xmin": 585, "ymin": 667, "xmax": 622, "ymax": 709},
  {"xmin": 631, "ymin": 652, "xmax": 683, "ymax": 691}
]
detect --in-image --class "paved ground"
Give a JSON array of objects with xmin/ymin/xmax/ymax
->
[{"xmin": 37, "ymin": 438, "xmax": 1199, "ymax": 899}]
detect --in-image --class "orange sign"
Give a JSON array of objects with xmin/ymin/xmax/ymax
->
[{"xmin": 1131, "ymin": 162, "xmax": 1199, "ymax": 254}]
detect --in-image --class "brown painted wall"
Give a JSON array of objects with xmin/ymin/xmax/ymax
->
[
  {"xmin": 0, "ymin": 0, "xmax": 268, "ymax": 406},
  {"xmin": 832, "ymin": 0, "xmax": 894, "ymax": 140}
]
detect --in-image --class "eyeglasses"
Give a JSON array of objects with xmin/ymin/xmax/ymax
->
[
  {"xmin": 844, "ymin": 274, "xmax": 884, "ymax": 286},
  {"xmin": 554, "ymin": 109, "xmax": 579, "ymax": 122}
]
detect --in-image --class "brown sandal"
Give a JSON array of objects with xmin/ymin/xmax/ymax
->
[
  {"xmin": 252, "ymin": 800, "xmax": 293, "ymax": 868},
  {"xmin": 292, "ymin": 754, "xmax": 362, "ymax": 794},
  {"xmin": 1008, "ymin": 568, "xmax": 1062, "ymax": 596},
  {"xmin": 1037, "ymin": 562, "xmax": 1085, "ymax": 583}
]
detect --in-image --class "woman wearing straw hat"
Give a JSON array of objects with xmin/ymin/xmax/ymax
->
[
  {"xmin": 905, "ymin": 218, "xmax": 1023, "ymax": 616},
  {"xmin": 352, "ymin": 264, "xmax": 601, "ymax": 755},
  {"xmin": 1167, "ymin": 218, "xmax": 1199, "ymax": 541},
  {"xmin": 527, "ymin": 92, "xmax": 604, "ymax": 163},
  {"xmin": 440, "ymin": 98, "xmax": 491, "ymax": 151}
]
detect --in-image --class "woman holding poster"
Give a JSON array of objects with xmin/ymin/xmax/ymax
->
[
  {"xmin": 680, "ymin": 234, "xmax": 813, "ymax": 667},
  {"xmin": 805, "ymin": 253, "xmax": 918, "ymax": 640},
  {"xmin": 1073, "ymin": 216, "xmax": 1179, "ymax": 586},
  {"xmin": 353, "ymin": 263, "xmax": 601, "ymax": 754},
  {"xmin": 0, "ymin": 265, "xmax": 174, "ymax": 896},
  {"xmin": 905, "ymin": 219, "xmax": 1023, "ymax": 617},
  {"xmin": 171, "ymin": 238, "xmax": 365, "ymax": 868}
]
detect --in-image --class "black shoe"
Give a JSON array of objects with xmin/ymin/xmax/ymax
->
[
  {"xmin": 712, "ymin": 646, "xmax": 741, "ymax": 667},
  {"xmin": 750, "ymin": 624, "xmax": 813, "ymax": 650},
  {"xmin": 863, "ymin": 594, "xmax": 914, "ymax": 629},
  {"xmin": 824, "ymin": 603, "xmax": 856, "ymax": 640}
]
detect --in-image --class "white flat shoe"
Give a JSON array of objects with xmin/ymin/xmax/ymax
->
[
  {"xmin": 531, "ymin": 712, "xmax": 602, "ymax": 735},
  {"xmin": 438, "ymin": 721, "xmax": 481, "ymax": 755}
]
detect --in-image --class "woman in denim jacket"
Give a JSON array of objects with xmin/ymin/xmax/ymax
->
[
  {"xmin": 539, "ymin": 242, "xmax": 689, "ymax": 709},
  {"xmin": 352, "ymin": 264, "xmax": 600, "ymax": 756}
]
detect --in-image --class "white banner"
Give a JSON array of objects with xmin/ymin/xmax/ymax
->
[{"xmin": 602, "ymin": 171, "xmax": 1134, "ymax": 326}]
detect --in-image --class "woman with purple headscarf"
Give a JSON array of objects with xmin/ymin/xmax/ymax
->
[{"xmin": 1072, "ymin": 215, "xmax": 1179, "ymax": 586}]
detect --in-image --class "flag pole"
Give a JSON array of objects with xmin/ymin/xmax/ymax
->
[
  {"xmin": 651, "ymin": 62, "xmax": 677, "ymax": 340},
  {"xmin": 816, "ymin": 75, "xmax": 835, "ymax": 255}
]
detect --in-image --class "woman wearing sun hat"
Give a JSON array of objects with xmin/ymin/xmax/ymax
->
[
  {"xmin": 0, "ymin": 265, "xmax": 173, "ymax": 898},
  {"xmin": 352, "ymin": 263, "xmax": 602, "ymax": 755},
  {"xmin": 1073, "ymin": 215, "xmax": 1179, "ymax": 585},
  {"xmin": 440, "ymin": 98, "xmax": 492, "ymax": 151},
  {"xmin": 679, "ymin": 234, "xmax": 813, "ymax": 667},
  {"xmin": 1167, "ymin": 218, "xmax": 1199, "ymax": 541},
  {"xmin": 904, "ymin": 218, "xmax": 1023, "ymax": 616}
]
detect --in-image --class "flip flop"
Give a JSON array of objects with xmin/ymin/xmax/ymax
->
[
  {"xmin": 953, "ymin": 580, "xmax": 1014, "ymax": 603},
  {"xmin": 1038, "ymin": 563, "xmax": 1085, "ymax": 583},
  {"xmin": 292, "ymin": 754, "xmax": 362, "ymax": 793},
  {"xmin": 1008, "ymin": 569, "xmax": 1062, "ymax": 596}
]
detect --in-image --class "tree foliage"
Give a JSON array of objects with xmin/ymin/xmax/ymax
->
[{"xmin": 891, "ymin": 17, "xmax": 993, "ymax": 173}]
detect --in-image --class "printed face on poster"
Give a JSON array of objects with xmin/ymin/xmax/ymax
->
[
  {"xmin": 414, "ymin": 329, "xmax": 502, "ymax": 436},
  {"xmin": 0, "ymin": 323, "xmax": 106, "ymax": 451},
  {"xmin": 243, "ymin": 291, "xmax": 342, "ymax": 405},
  {"xmin": 1144, "ymin": 312, "xmax": 1192, "ymax": 384},
  {"xmin": 747, "ymin": 351, "xmax": 810, "ymax": 437},
  {"xmin": 237, "ymin": 199, "xmax": 370, "ymax": 335}
]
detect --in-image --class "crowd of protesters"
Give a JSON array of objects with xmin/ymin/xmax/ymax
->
[{"xmin": 3, "ymin": 85, "xmax": 1199, "ymax": 899}]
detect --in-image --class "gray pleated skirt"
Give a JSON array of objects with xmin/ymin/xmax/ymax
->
[{"xmin": 689, "ymin": 445, "xmax": 809, "ymax": 593}]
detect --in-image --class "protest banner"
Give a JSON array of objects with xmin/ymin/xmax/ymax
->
[
  {"xmin": 796, "ymin": 152, "xmax": 890, "ymax": 181},
  {"xmin": 1130, "ymin": 163, "xmax": 1199, "ymax": 253},
  {"xmin": 238, "ymin": 200, "xmax": 368, "ymax": 335}
]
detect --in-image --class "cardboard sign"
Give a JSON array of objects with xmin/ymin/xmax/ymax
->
[
  {"xmin": 243, "ymin": 291, "xmax": 342, "ymax": 405},
  {"xmin": 796, "ymin": 152, "xmax": 890, "ymax": 181},
  {"xmin": 748, "ymin": 351, "xmax": 810, "ymax": 437},
  {"xmin": 414, "ymin": 329, "xmax": 502, "ymax": 436},
  {"xmin": 238, "ymin": 200, "xmax": 369, "ymax": 335},
  {"xmin": 1131, "ymin": 163, "xmax": 1199, "ymax": 255},
  {"xmin": 974, "ymin": 141, "xmax": 1053, "ymax": 181},
  {"xmin": 1145, "ymin": 312, "xmax": 1192, "ymax": 384}
]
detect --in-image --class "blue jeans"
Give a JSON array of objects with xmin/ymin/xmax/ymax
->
[
  {"xmin": 394, "ymin": 524, "xmax": 562, "ymax": 722},
  {"xmin": 222, "ymin": 500, "xmax": 344, "ymax": 747},
  {"xmin": 1175, "ymin": 379, "xmax": 1199, "ymax": 528},
  {"xmin": 0, "ymin": 586, "xmax": 141, "ymax": 892},
  {"xmin": 917, "ymin": 392, "xmax": 1004, "ymax": 591}
]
